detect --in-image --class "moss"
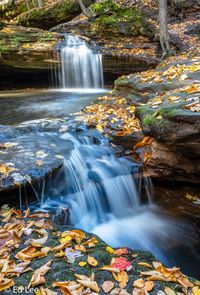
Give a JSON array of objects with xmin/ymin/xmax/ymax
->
[
  {"xmin": 0, "ymin": 1, "xmax": 27, "ymax": 20},
  {"xmin": 16, "ymin": 0, "xmax": 85, "ymax": 30},
  {"xmin": 90, "ymin": 0, "xmax": 119, "ymax": 15},
  {"xmin": 90, "ymin": 0, "xmax": 150, "ymax": 37},
  {"xmin": 142, "ymin": 114, "xmax": 158, "ymax": 127}
]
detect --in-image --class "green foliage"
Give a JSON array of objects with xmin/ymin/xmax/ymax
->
[
  {"xmin": 16, "ymin": 0, "xmax": 81, "ymax": 30},
  {"xmin": 90, "ymin": 0, "xmax": 149, "ymax": 36},
  {"xmin": 142, "ymin": 114, "xmax": 158, "ymax": 127},
  {"xmin": 0, "ymin": 41, "xmax": 9, "ymax": 52},
  {"xmin": 0, "ymin": 1, "xmax": 26, "ymax": 20},
  {"xmin": 90, "ymin": 0, "xmax": 119, "ymax": 15}
]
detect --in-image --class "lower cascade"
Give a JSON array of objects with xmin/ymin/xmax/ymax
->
[
  {"xmin": 31, "ymin": 129, "xmax": 195, "ymax": 266},
  {"xmin": 57, "ymin": 34, "xmax": 104, "ymax": 89}
]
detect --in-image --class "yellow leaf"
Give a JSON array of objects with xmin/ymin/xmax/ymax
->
[
  {"xmin": 164, "ymin": 287, "xmax": 176, "ymax": 295},
  {"xmin": 76, "ymin": 279, "xmax": 100, "ymax": 292},
  {"xmin": 106, "ymin": 246, "xmax": 115, "ymax": 254},
  {"xmin": 83, "ymin": 236, "xmax": 98, "ymax": 248},
  {"xmin": 118, "ymin": 271, "xmax": 129, "ymax": 288},
  {"xmin": 74, "ymin": 244, "xmax": 86, "ymax": 252},
  {"xmin": 193, "ymin": 286, "xmax": 200, "ymax": 295},
  {"xmin": 15, "ymin": 246, "xmax": 46, "ymax": 261},
  {"xmin": 117, "ymin": 98, "xmax": 125, "ymax": 104},
  {"xmin": 59, "ymin": 236, "xmax": 72, "ymax": 244},
  {"xmin": 87, "ymin": 255, "xmax": 98, "ymax": 266},
  {"xmin": 138, "ymin": 262, "xmax": 152, "ymax": 268},
  {"xmin": 145, "ymin": 281, "xmax": 155, "ymax": 291},
  {"xmin": 79, "ymin": 261, "xmax": 87, "ymax": 267},
  {"xmin": 0, "ymin": 163, "xmax": 17, "ymax": 177},
  {"xmin": 134, "ymin": 136, "xmax": 153, "ymax": 149},
  {"xmin": 0, "ymin": 278, "xmax": 15, "ymax": 292},
  {"xmin": 96, "ymin": 124, "xmax": 103, "ymax": 132},
  {"xmin": 55, "ymin": 250, "xmax": 65, "ymax": 258},
  {"xmin": 133, "ymin": 278, "xmax": 145, "ymax": 288}
]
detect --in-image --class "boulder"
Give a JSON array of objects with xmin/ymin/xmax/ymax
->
[
  {"xmin": 15, "ymin": 0, "xmax": 92, "ymax": 30},
  {"xmin": 0, "ymin": 208, "xmax": 198, "ymax": 294},
  {"xmin": 0, "ymin": 118, "xmax": 74, "ymax": 193},
  {"xmin": 114, "ymin": 56, "xmax": 200, "ymax": 182}
]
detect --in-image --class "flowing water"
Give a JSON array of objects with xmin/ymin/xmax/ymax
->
[
  {"xmin": 31, "ymin": 129, "xmax": 198, "ymax": 276},
  {"xmin": 53, "ymin": 34, "xmax": 104, "ymax": 90},
  {"xmin": 0, "ymin": 34, "xmax": 199, "ymax": 278}
]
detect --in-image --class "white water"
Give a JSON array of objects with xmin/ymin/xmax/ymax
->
[
  {"xmin": 58, "ymin": 35, "xmax": 104, "ymax": 89},
  {"xmin": 37, "ymin": 131, "xmax": 194, "ymax": 265}
]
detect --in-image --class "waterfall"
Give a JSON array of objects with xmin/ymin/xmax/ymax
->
[
  {"xmin": 58, "ymin": 35, "xmax": 104, "ymax": 89},
  {"xmin": 33, "ymin": 129, "xmax": 194, "ymax": 265}
]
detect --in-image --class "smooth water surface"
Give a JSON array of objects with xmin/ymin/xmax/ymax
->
[{"xmin": 0, "ymin": 89, "xmax": 105, "ymax": 125}]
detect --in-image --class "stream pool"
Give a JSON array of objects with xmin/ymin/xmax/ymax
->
[{"xmin": 0, "ymin": 89, "xmax": 106, "ymax": 125}]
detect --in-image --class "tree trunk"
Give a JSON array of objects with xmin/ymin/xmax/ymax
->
[
  {"xmin": 159, "ymin": 0, "xmax": 170, "ymax": 55},
  {"xmin": 77, "ymin": 0, "xmax": 95, "ymax": 17},
  {"xmin": 24, "ymin": 0, "xmax": 31, "ymax": 10}
]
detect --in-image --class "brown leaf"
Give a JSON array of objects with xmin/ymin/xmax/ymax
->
[
  {"xmin": 76, "ymin": 279, "xmax": 100, "ymax": 292},
  {"xmin": 28, "ymin": 260, "xmax": 52, "ymax": 287}
]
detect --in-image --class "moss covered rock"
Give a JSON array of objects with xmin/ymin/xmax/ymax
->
[
  {"xmin": 0, "ymin": 207, "xmax": 199, "ymax": 294},
  {"xmin": 114, "ymin": 54, "xmax": 200, "ymax": 182},
  {"xmin": 0, "ymin": 0, "xmax": 27, "ymax": 20},
  {"xmin": 15, "ymin": 0, "xmax": 92, "ymax": 30},
  {"xmin": 90, "ymin": 0, "xmax": 152, "ymax": 37}
]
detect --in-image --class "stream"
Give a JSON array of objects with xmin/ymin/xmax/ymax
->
[{"xmin": 0, "ymin": 34, "xmax": 199, "ymax": 279}]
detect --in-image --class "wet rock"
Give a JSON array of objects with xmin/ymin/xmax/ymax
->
[
  {"xmin": 0, "ymin": 24, "xmax": 61, "ymax": 89},
  {"xmin": 114, "ymin": 57, "xmax": 200, "ymax": 182},
  {"xmin": 0, "ymin": 211, "xmax": 198, "ymax": 294},
  {"xmin": 0, "ymin": 118, "xmax": 75, "ymax": 193}
]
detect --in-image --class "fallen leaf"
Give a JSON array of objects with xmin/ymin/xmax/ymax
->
[
  {"xmin": 111, "ymin": 257, "xmax": 132, "ymax": 271},
  {"xmin": 0, "ymin": 278, "xmax": 14, "ymax": 292},
  {"xmin": 102, "ymin": 281, "xmax": 115, "ymax": 293},
  {"xmin": 79, "ymin": 261, "xmax": 87, "ymax": 267},
  {"xmin": 87, "ymin": 256, "xmax": 98, "ymax": 266},
  {"xmin": 133, "ymin": 278, "xmax": 145, "ymax": 288},
  {"xmin": 114, "ymin": 248, "xmax": 128, "ymax": 256},
  {"xmin": 137, "ymin": 262, "xmax": 152, "ymax": 268},
  {"xmin": 164, "ymin": 286, "xmax": 176, "ymax": 295},
  {"xmin": 77, "ymin": 279, "xmax": 100, "ymax": 292},
  {"xmin": 28, "ymin": 260, "xmax": 52, "ymax": 287},
  {"xmin": 106, "ymin": 246, "xmax": 115, "ymax": 254},
  {"xmin": 192, "ymin": 286, "xmax": 200, "ymax": 295}
]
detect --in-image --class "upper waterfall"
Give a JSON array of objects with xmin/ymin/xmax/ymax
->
[{"xmin": 58, "ymin": 34, "xmax": 104, "ymax": 89}]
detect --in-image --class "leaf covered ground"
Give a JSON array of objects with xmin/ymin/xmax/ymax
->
[{"xmin": 0, "ymin": 206, "xmax": 199, "ymax": 294}]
